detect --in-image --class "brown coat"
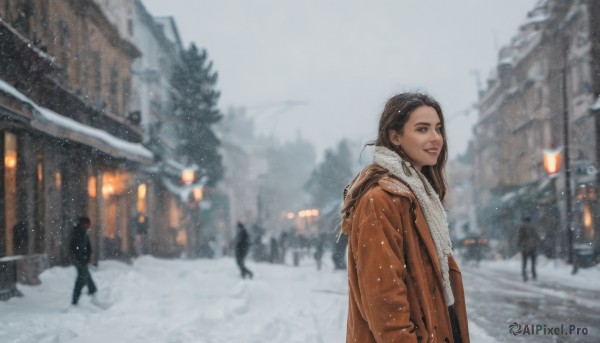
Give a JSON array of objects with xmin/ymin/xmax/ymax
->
[{"xmin": 342, "ymin": 166, "xmax": 469, "ymax": 343}]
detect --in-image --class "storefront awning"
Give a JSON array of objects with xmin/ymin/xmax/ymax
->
[
  {"xmin": 0, "ymin": 79, "xmax": 154, "ymax": 164},
  {"xmin": 496, "ymin": 177, "xmax": 553, "ymax": 209}
]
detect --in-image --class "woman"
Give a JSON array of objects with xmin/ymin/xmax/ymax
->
[{"xmin": 341, "ymin": 93, "xmax": 469, "ymax": 342}]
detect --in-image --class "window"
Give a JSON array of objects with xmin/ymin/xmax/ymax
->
[
  {"xmin": 93, "ymin": 52, "xmax": 103, "ymax": 107},
  {"xmin": 59, "ymin": 20, "xmax": 69, "ymax": 81},
  {"xmin": 33, "ymin": 152, "xmax": 45, "ymax": 253},
  {"xmin": 3, "ymin": 132, "xmax": 18, "ymax": 256},
  {"xmin": 110, "ymin": 63, "xmax": 119, "ymax": 114}
]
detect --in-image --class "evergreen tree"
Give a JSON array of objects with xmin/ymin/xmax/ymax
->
[
  {"xmin": 171, "ymin": 44, "xmax": 223, "ymax": 185},
  {"xmin": 305, "ymin": 140, "xmax": 354, "ymax": 209}
]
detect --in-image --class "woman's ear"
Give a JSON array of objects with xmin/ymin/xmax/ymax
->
[{"xmin": 389, "ymin": 129, "xmax": 402, "ymax": 146}]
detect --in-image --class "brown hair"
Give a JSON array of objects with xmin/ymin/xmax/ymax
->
[{"xmin": 342, "ymin": 93, "xmax": 448, "ymax": 215}]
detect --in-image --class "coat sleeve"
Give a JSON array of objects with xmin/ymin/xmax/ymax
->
[{"xmin": 352, "ymin": 191, "xmax": 418, "ymax": 343}]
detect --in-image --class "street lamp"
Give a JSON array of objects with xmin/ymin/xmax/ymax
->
[
  {"xmin": 543, "ymin": 147, "xmax": 573, "ymax": 263},
  {"xmin": 181, "ymin": 168, "xmax": 195, "ymax": 186},
  {"xmin": 543, "ymin": 148, "xmax": 562, "ymax": 258},
  {"xmin": 543, "ymin": 148, "xmax": 561, "ymax": 176}
]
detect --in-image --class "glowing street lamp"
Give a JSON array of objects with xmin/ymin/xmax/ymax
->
[
  {"xmin": 543, "ymin": 148, "xmax": 562, "ymax": 176},
  {"xmin": 543, "ymin": 147, "xmax": 573, "ymax": 263},
  {"xmin": 192, "ymin": 186, "xmax": 204, "ymax": 202},
  {"xmin": 181, "ymin": 168, "xmax": 195, "ymax": 185}
]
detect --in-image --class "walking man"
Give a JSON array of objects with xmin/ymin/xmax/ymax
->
[
  {"xmin": 235, "ymin": 221, "xmax": 253, "ymax": 279},
  {"xmin": 70, "ymin": 216, "xmax": 98, "ymax": 305},
  {"xmin": 517, "ymin": 216, "xmax": 541, "ymax": 282}
]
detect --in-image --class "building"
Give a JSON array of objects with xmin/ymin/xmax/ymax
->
[
  {"xmin": 473, "ymin": 0, "xmax": 600, "ymax": 258},
  {"xmin": 0, "ymin": 0, "xmax": 155, "ymax": 279}
]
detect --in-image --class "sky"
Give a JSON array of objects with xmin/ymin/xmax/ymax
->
[{"xmin": 142, "ymin": 0, "xmax": 539, "ymax": 159}]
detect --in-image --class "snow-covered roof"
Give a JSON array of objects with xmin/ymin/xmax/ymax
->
[
  {"xmin": 161, "ymin": 175, "xmax": 207, "ymax": 202},
  {"xmin": 35, "ymin": 107, "xmax": 153, "ymax": 162},
  {"xmin": 0, "ymin": 78, "xmax": 154, "ymax": 163},
  {"xmin": 0, "ymin": 19, "xmax": 55, "ymax": 65},
  {"xmin": 498, "ymin": 57, "xmax": 515, "ymax": 67},
  {"xmin": 522, "ymin": 13, "xmax": 549, "ymax": 26},
  {"xmin": 0, "ymin": 79, "xmax": 36, "ymax": 106},
  {"xmin": 591, "ymin": 96, "xmax": 600, "ymax": 112}
]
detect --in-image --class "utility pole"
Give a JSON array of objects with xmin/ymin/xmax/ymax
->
[{"xmin": 562, "ymin": 38, "xmax": 574, "ymax": 264}]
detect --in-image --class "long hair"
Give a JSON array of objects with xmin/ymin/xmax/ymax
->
[{"xmin": 342, "ymin": 93, "xmax": 448, "ymax": 215}]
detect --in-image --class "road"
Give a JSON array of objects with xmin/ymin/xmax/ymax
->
[{"xmin": 462, "ymin": 262, "xmax": 600, "ymax": 342}]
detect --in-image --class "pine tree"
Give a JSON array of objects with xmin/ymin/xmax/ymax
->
[
  {"xmin": 171, "ymin": 44, "xmax": 223, "ymax": 185},
  {"xmin": 305, "ymin": 140, "xmax": 354, "ymax": 209}
]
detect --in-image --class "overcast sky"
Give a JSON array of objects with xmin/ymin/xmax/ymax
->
[{"xmin": 143, "ymin": 0, "xmax": 538, "ymax": 160}]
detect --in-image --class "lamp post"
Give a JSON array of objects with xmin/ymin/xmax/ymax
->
[
  {"xmin": 560, "ymin": 39, "xmax": 574, "ymax": 264},
  {"xmin": 543, "ymin": 148, "xmax": 562, "ymax": 258}
]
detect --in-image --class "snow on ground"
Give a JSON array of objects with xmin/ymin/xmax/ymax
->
[
  {"xmin": 2, "ymin": 254, "xmax": 347, "ymax": 343},
  {"xmin": 1, "ymin": 252, "xmax": 598, "ymax": 342},
  {"xmin": 476, "ymin": 254, "xmax": 600, "ymax": 291}
]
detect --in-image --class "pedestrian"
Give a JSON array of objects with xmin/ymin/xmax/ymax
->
[
  {"xmin": 313, "ymin": 234, "xmax": 325, "ymax": 270},
  {"xmin": 269, "ymin": 236, "xmax": 280, "ymax": 264},
  {"xmin": 340, "ymin": 93, "xmax": 470, "ymax": 342},
  {"xmin": 517, "ymin": 216, "xmax": 540, "ymax": 282},
  {"xmin": 234, "ymin": 221, "xmax": 253, "ymax": 279},
  {"xmin": 70, "ymin": 216, "xmax": 98, "ymax": 305},
  {"xmin": 13, "ymin": 220, "xmax": 28, "ymax": 255}
]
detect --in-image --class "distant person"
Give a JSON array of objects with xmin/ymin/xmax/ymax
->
[
  {"xmin": 70, "ymin": 216, "xmax": 97, "ymax": 305},
  {"xmin": 234, "ymin": 222, "xmax": 253, "ymax": 279},
  {"xmin": 313, "ymin": 234, "xmax": 325, "ymax": 270},
  {"xmin": 517, "ymin": 216, "xmax": 540, "ymax": 281},
  {"xmin": 269, "ymin": 236, "xmax": 280, "ymax": 263},
  {"xmin": 13, "ymin": 220, "xmax": 28, "ymax": 255},
  {"xmin": 135, "ymin": 213, "xmax": 148, "ymax": 256}
]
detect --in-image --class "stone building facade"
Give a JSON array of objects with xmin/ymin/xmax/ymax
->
[
  {"xmin": 474, "ymin": 0, "xmax": 600, "ymax": 258},
  {"xmin": 0, "ymin": 0, "xmax": 195, "ymax": 280}
]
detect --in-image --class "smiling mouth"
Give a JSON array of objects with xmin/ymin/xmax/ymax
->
[{"xmin": 424, "ymin": 149, "xmax": 439, "ymax": 154}]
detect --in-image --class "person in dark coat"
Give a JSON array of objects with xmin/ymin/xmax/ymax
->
[
  {"xmin": 234, "ymin": 221, "xmax": 253, "ymax": 279},
  {"xmin": 517, "ymin": 216, "xmax": 541, "ymax": 281},
  {"xmin": 70, "ymin": 216, "xmax": 98, "ymax": 305},
  {"xmin": 13, "ymin": 221, "xmax": 29, "ymax": 255}
]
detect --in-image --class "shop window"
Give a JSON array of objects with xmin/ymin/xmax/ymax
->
[
  {"xmin": 34, "ymin": 152, "xmax": 46, "ymax": 253},
  {"xmin": 137, "ymin": 183, "xmax": 147, "ymax": 214},
  {"xmin": 110, "ymin": 63, "xmax": 119, "ymax": 114},
  {"xmin": 4, "ymin": 133, "xmax": 18, "ymax": 256}
]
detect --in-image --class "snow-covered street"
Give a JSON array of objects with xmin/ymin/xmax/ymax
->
[
  {"xmin": 1, "ymin": 254, "xmax": 348, "ymax": 343},
  {"xmin": 1, "ymin": 254, "xmax": 599, "ymax": 342}
]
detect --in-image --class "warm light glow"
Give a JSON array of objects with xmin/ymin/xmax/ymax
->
[
  {"xmin": 181, "ymin": 169, "xmax": 195, "ymax": 185},
  {"xmin": 176, "ymin": 228, "xmax": 187, "ymax": 245},
  {"xmin": 543, "ymin": 148, "xmax": 562, "ymax": 175},
  {"xmin": 102, "ymin": 184, "xmax": 114, "ymax": 198},
  {"xmin": 4, "ymin": 152, "xmax": 16, "ymax": 169},
  {"xmin": 583, "ymin": 204, "xmax": 594, "ymax": 239},
  {"xmin": 4, "ymin": 132, "xmax": 17, "ymax": 169},
  {"xmin": 286, "ymin": 212, "xmax": 295, "ymax": 219},
  {"xmin": 137, "ymin": 183, "xmax": 147, "ymax": 213},
  {"xmin": 193, "ymin": 186, "xmax": 203, "ymax": 202},
  {"xmin": 37, "ymin": 160, "xmax": 43, "ymax": 182},
  {"xmin": 55, "ymin": 172, "xmax": 62, "ymax": 190},
  {"xmin": 88, "ymin": 176, "xmax": 97, "ymax": 198},
  {"xmin": 298, "ymin": 209, "xmax": 320, "ymax": 218}
]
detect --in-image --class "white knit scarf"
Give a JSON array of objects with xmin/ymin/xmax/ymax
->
[{"xmin": 373, "ymin": 146, "xmax": 454, "ymax": 306}]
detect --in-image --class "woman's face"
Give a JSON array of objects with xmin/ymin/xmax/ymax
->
[{"xmin": 389, "ymin": 105, "xmax": 443, "ymax": 171}]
